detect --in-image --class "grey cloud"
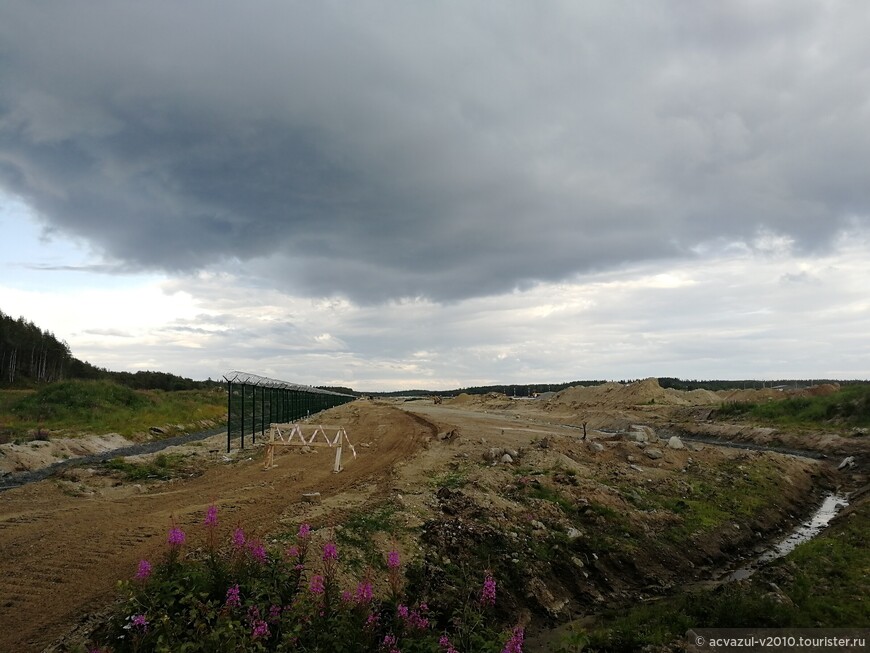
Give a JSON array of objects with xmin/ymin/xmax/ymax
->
[
  {"xmin": 82, "ymin": 328, "xmax": 132, "ymax": 338},
  {"xmin": 24, "ymin": 263, "xmax": 126, "ymax": 273},
  {"xmin": 1, "ymin": 1, "xmax": 868, "ymax": 303}
]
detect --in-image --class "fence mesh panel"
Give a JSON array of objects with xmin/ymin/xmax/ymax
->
[{"xmin": 223, "ymin": 371, "xmax": 355, "ymax": 452}]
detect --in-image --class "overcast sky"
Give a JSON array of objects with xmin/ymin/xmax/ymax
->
[{"xmin": 1, "ymin": 1, "xmax": 868, "ymax": 390}]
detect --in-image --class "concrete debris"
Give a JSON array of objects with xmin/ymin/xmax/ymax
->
[
  {"xmin": 837, "ymin": 456, "xmax": 856, "ymax": 470},
  {"xmin": 302, "ymin": 492, "xmax": 321, "ymax": 504},
  {"xmin": 438, "ymin": 429, "xmax": 460, "ymax": 442},
  {"xmin": 630, "ymin": 425, "xmax": 658, "ymax": 443}
]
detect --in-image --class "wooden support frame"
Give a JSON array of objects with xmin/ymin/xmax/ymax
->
[{"xmin": 263, "ymin": 423, "xmax": 357, "ymax": 473}]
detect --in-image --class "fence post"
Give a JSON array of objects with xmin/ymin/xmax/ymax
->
[
  {"xmin": 240, "ymin": 382, "xmax": 246, "ymax": 450},
  {"xmin": 226, "ymin": 379, "xmax": 233, "ymax": 453}
]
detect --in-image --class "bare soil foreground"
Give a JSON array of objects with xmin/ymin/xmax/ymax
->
[
  {"xmin": 1, "ymin": 381, "xmax": 867, "ymax": 652},
  {"xmin": 0, "ymin": 403, "xmax": 430, "ymax": 652}
]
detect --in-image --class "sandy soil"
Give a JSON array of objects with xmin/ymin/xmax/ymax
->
[
  {"xmin": 0, "ymin": 402, "xmax": 433, "ymax": 652},
  {"xmin": 0, "ymin": 433, "xmax": 135, "ymax": 475}
]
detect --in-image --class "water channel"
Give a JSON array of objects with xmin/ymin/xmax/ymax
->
[{"xmin": 726, "ymin": 492, "xmax": 850, "ymax": 581}]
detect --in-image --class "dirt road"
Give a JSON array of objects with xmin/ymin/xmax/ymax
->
[{"xmin": 0, "ymin": 402, "xmax": 432, "ymax": 652}]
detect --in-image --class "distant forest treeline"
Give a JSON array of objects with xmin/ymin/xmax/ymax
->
[
  {"xmin": 3, "ymin": 308, "xmax": 864, "ymax": 396},
  {"xmin": 372, "ymin": 377, "xmax": 866, "ymax": 398},
  {"xmin": 0, "ymin": 309, "xmax": 220, "ymax": 390}
]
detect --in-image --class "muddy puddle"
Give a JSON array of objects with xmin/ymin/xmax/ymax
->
[{"xmin": 725, "ymin": 492, "xmax": 850, "ymax": 581}]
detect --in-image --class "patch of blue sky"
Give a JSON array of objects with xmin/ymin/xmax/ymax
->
[{"xmin": 0, "ymin": 192, "xmax": 156, "ymax": 292}]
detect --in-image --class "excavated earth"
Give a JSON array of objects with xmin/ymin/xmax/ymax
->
[
  {"xmin": 1, "ymin": 381, "xmax": 867, "ymax": 652},
  {"xmin": 0, "ymin": 403, "xmax": 431, "ymax": 652}
]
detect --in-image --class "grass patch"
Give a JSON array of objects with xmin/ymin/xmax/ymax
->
[
  {"xmin": 716, "ymin": 383, "xmax": 870, "ymax": 430},
  {"xmin": 775, "ymin": 499, "xmax": 870, "ymax": 626},
  {"xmin": 335, "ymin": 503, "xmax": 401, "ymax": 569},
  {"xmin": 581, "ymin": 497, "xmax": 870, "ymax": 651},
  {"xmin": 0, "ymin": 380, "xmax": 225, "ymax": 439},
  {"xmin": 585, "ymin": 585, "xmax": 794, "ymax": 652},
  {"xmin": 102, "ymin": 453, "xmax": 193, "ymax": 481},
  {"xmin": 616, "ymin": 457, "xmax": 785, "ymax": 542},
  {"xmin": 524, "ymin": 482, "xmax": 578, "ymax": 515},
  {"xmin": 431, "ymin": 466, "xmax": 471, "ymax": 489}
]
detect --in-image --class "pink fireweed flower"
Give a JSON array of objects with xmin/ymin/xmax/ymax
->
[
  {"xmin": 365, "ymin": 612, "xmax": 380, "ymax": 629},
  {"xmin": 269, "ymin": 605, "xmax": 282, "ymax": 622},
  {"xmin": 355, "ymin": 580, "xmax": 374, "ymax": 603},
  {"xmin": 439, "ymin": 634, "xmax": 459, "ymax": 653},
  {"xmin": 134, "ymin": 559, "xmax": 152, "ymax": 581},
  {"xmin": 382, "ymin": 634, "xmax": 401, "ymax": 653},
  {"xmin": 341, "ymin": 590, "xmax": 353, "ymax": 603},
  {"xmin": 405, "ymin": 608, "xmax": 429, "ymax": 630},
  {"xmin": 501, "ymin": 626, "xmax": 524, "ymax": 653},
  {"xmin": 480, "ymin": 573, "xmax": 496, "ymax": 607},
  {"xmin": 397, "ymin": 604, "xmax": 409, "ymax": 618},
  {"xmin": 309, "ymin": 574, "xmax": 325, "ymax": 595},
  {"xmin": 387, "ymin": 549, "xmax": 400, "ymax": 569},
  {"xmin": 298, "ymin": 523, "xmax": 311, "ymax": 539},
  {"xmin": 248, "ymin": 540, "xmax": 267, "ymax": 564},
  {"xmin": 225, "ymin": 584, "xmax": 241, "ymax": 608},
  {"xmin": 251, "ymin": 619, "xmax": 270, "ymax": 640},
  {"xmin": 285, "ymin": 545, "xmax": 300, "ymax": 559},
  {"xmin": 167, "ymin": 527, "xmax": 186, "ymax": 547},
  {"xmin": 232, "ymin": 527, "xmax": 246, "ymax": 549},
  {"xmin": 204, "ymin": 503, "xmax": 218, "ymax": 528},
  {"xmin": 322, "ymin": 541, "xmax": 338, "ymax": 561},
  {"xmin": 130, "ymin": 614, "xmax": 148, "ymax": 631}
]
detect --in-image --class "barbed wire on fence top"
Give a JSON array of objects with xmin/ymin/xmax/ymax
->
[{"xmin": 222, "ymin": 371, "xmax": 355, "ymax": 397}]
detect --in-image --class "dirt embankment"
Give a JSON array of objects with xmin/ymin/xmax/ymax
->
[
  {"xmin": 0, "ymin": 402, "xmax": 432, "ymax": 653},
  {"xmin": 390, "ymin": 402, "xmax": 838, "ymax": 626},
  {"xmin": 672, "ymin": 421, "xmax": 870, "ymax": 464}
]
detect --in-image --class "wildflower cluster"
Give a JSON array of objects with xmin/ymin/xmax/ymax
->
[
  {"xmin": 166, "ymin": 526, "xmax": 185, "ymax": 547},
  {"xmin": 94, "ymin": 504, "xmax": 523, "ymax": 653}
]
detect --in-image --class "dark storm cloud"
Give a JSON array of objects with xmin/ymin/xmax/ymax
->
[{"xmin": 1, "ymin": 1, "xmax": 868, "ymax": 302}]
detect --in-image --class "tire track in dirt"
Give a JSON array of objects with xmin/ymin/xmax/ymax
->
[{"xmin": 0, "ymin": 402, "xmax": 430, "ymax": 652}]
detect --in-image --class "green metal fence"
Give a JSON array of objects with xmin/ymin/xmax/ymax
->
[{"xmin": 223, "ymin": 371, "xmax": 356, "ymax": 452}]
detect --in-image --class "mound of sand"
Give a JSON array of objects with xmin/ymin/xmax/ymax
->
[
  {"xmin": 548, "ymin": 378, "xmax": 724, "ymax": 409},
  {"xmin": 717, "ymin": 388, "xmax": 785, "ymax": 403},
  {"xmin": 683, "ymin": 388, "xmax": 721, "ymax": 404},
  {"xmin": 447, "ymin": 392, "xmax": 513, "ymax": 408},
  {"xmin": 794, "ymin": 383, "xmax": 840, "ymax": 397}
]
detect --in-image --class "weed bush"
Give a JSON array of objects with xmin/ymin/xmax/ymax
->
[
  {"xmin": 102, "ymin": 454, "xmax": 192, "ymax": 481},
  {"xmin": 1, "ymin": 381, "xmax": 225, "ymax": 438},
  {"xmin": 715, "ymin": 384, "xmax": 870, "ymax": 429},
  {"xmin": 13, "ymin": 380, "xmax": 146, "ymax": 419},
  {"xmin": 88, "ymin": 505, "xmax": 525, "ymax": 653}
]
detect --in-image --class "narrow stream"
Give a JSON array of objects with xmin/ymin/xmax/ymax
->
[
  {"xmin": 726, "ymin": 492, "xmax": 850, "ymax": 581},
  {"xmin": 527, "ymin": 491, "xmax": 853, "ymax": 651}
]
